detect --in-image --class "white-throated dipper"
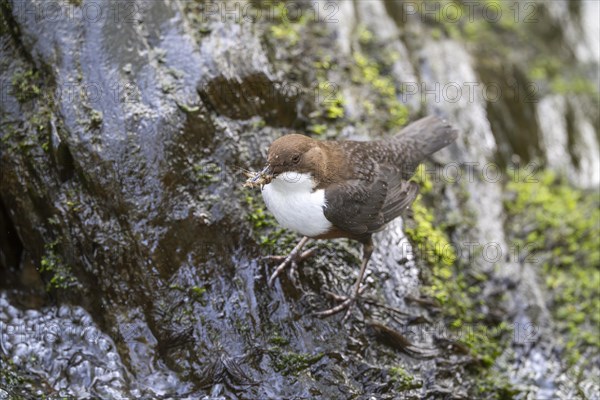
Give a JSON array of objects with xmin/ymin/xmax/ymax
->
[{"xmin": 246, "ymin": 115, "xmax": 458, "ymax": 319}]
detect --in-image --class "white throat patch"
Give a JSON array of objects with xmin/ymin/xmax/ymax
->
[{"xmin": 261, "ymin": 172, "xmax": 331, "ymax": 237}]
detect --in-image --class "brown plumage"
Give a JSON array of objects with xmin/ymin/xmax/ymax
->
[{"xmin": 249, "ymin": 115, "xmax": 458, "ymax": 319}]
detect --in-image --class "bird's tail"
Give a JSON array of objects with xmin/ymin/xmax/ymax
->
[
  {"xmin": 387, "ymin": 115, "xmax": 458, "ymax": 179},
  {"xmin": 391, "ymin": 115, "xmax": 458, "ymax": 163}
]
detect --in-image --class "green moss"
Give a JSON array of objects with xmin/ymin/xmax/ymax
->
[
  {"xmin": 424, "ymin": 0, "xmax": 518, "ymax": 41},
  {"xmin": 424, "ymin": 0, "xmax": 600, "ymax": 101},
  {"xmin": 251, "ymin": 117, "xmax": 266, "ymax": 130},
  {"xmin": 406, "ymin": 164, "xmax": 513, "ymax": 392},
  {"xmin": 271, "ymin": 351, "xmax": 324, "ymax": 376},
  {"xmin": 161, "ymin": 81, "xmax": 175, "ymax": 94},
  {"xmin": 527, "ymin": 56, "xmax": 563, "ymax": 81},
  {"xmin": 30, "ymin": 109, "xmax": 49, "ymax": 132},
  {"xmin": 389, "ymin": 366, "xmax": 421, "ymax": 390},
  {"xmin": 313, "ymin": 81, "xmax": 345, "ymax": 120},
  {"xmin": 244, "ymin": 191, "xmax": 296, "ymax": 252},
  {"xmin": 245, "ymin": 194, "xmax": 276, "ymax": 231},
  {"xmin": 269, "ymin": 333, "xmax": 290, "ymax": 346},
  {"xmin": 193, "ymin": 161, "xmax": 221, "ymax": 185},
  {"xmin": 474, "ymin": 373, "xmax": 521, "ymax": 399},
  {"xmin": 549, "ymin": 76, "xmax": 598, "ymax": 96},
  {"xmin": 505, "ymin": 170, "xmax": 600, "ymax": 363},
  {"xmin": 325, "ymin": 98, "xmax": 344, "ymax": 120},
  {"xmin": 361, "ymin": 100, "xmax": 375, "ymax": 116},
  {"xmin": 39, "ymin": 240, "xmax": 77, "ymax": 291},
  {"xmin": 190, "ymin": 286, "xmax": 207, "ymax": 306},
  {"xmin": 352, "ymin": 51, "xmax": 409, "ymax": 128},
  {"xmin": 190, "ymin": 285, "xmax": 206, "ymax": 298},
  {"xmin": 64, "ymin": 189, "xmax": 83, "ymax": 212},
  {"xmin": 11, "ymin": 69, "xmax": 41, "ymax": 103},
  {"xmin": 168, "ymin": 284, "xmax": 207, "ymax": 306},
  {"xmin": 0, "ymin": 358, "xmax": 39, "ymax": 400},
  {"xmin": 268, "ymin": 2, "xmax": 308, "ymax": 46},
  {"xmin": 1, "ymin": 121, "xmax": 46, "ymax": 156},
  {"xmin": 270, "ymin": 24, "xmax": 300, "ymax": 45},
  {"xmin": 313, "ymin": 56, "xmax": 332, "ymax": 71},
  {"xmin": 387, "ymin": 101, "xmax": 409, "ymax": 129},
  {"xmin": 357, "ymin": 24, "xmax": 374, "ymax": 45},
  {"xmin": 411, "ymin": 164, "xmax": 433, "ymax": 194},
  {"xmin": 405, "ymin": 197, "xmax": 457, "ymax": 270},
  {"xmin": 307, "ymin": 56, "xmax": 346, "ymax": 136},
  {"xmin": 308, "ymin": 123, "xmax": 327, "ymax": 135},
  {"xmin": 0, "ymin": 360, "xmax": 26, "ymax": 388},
  {"xmin": 408, "ymin": 197, "xmax": 472, "ymax": 316},
  {"xmin": 406, "ymin": 166, "xmax": 456, "ymax": 269},
  {"xmin": 177, "ymin": 102, "xmax": 200, "ymax": 113},
  {"xmin": 88, "ymin": 109, "xmax": 102, "ymax": 128},
  {"xmin": 527, "ymin": 56, "xmax": 598, "ymax": 96}
]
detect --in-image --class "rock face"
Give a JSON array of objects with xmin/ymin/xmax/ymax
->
[{"xmin": 0, "ymin": 1, "xmax": 598, "ymax": 398}]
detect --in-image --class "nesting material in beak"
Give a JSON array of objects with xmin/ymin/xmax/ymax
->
[{"xmin": 243, "ymin": 165, "xmax": 273, "ymax": 188}]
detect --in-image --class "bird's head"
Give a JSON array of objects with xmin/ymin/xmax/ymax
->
[{"xmin": 249, "ymin": 134, "xmax": 327, "ymax": 185}]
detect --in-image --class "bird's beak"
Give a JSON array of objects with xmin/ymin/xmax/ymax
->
[
  {"xmin": 244, "ymin": 164, "xmax": 274, "ymax": 188},
  {"xmin": 252, "ymin": 164, "xmax": 274, "ymax": 182}
]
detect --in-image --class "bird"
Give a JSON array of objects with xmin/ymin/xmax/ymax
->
[{"xmin": 246, "ymin": 115, "xmax": 458, "ymax": 319}]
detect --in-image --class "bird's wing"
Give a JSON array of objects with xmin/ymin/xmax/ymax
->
[
  {"xmin": 380, "ymin": 168, "xmax": 420, "ymax": 223},
  {"xmin": 323, "ymin": 165, "xmax": 419, "ymax": 236},
  {"xmin": 323, "ymin": 176, "xmax": 387, "ymax": 235}
]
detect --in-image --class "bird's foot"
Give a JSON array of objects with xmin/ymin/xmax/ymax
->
[
  {"xmin": 313, "ymin": 286, "xmax": 368, "ymax": 322},
  {"xmin": 263, "ymin": 248, "xmax": 316, "ymax": 265},
  {"xmin": 266, "ymin": 248, "xmax": 316, "ymax": 287},
  {"xmin": 264, "ymin": 237, "xmax": 315, "ymax": 287}
]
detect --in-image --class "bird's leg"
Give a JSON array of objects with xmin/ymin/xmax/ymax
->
[
  {"xmin": 265, "ymin": 236, "xmax": 315, "ymax": 287},
  {"xmin": 313, "ymin": 238, "xmax": 374, "ymax": 322}
]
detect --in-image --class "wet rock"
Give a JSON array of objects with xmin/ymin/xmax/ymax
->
[{"xmin": 0, "ymin": 0, "xmax": 598, "ymax": 398}]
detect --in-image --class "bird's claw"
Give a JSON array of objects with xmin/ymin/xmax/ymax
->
[
  {"xmin": 313, "ymin": 285, "xmax": 368, "ymax": 322},
  {"xmin": 265, "ymin": 244, "xmax": 315, "ymax": 287}
]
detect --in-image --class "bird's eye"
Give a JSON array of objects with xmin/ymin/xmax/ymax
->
[{"xmin": 292, "ymin": 155, "xmax": 300, "ymax": 163}]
